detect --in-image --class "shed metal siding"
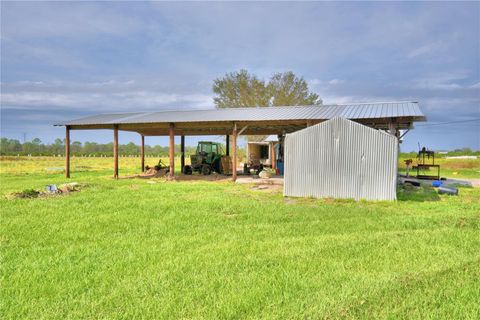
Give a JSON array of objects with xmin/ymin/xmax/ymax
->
[{"xmin": 284, "ymin": 117, "xmax": 398, "ymax": 201}]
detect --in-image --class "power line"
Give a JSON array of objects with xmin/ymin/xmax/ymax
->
[{"xmin": 416, "ymin": 118, "xmax": 480, "ymax": 127}]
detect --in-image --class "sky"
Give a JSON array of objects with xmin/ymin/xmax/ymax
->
[{"xmin": 1, "ymin": 1, "xmax": 479, "ymax": 152}]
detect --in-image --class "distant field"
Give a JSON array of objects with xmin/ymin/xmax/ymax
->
[
  {"xmin": 0, "ymin": 155, "xmax": 182, "ymax": 176},
  {"xmin": 398, "ymin": 156, "xmax": 480, "ymax": 179},
  {"xmin": 1, "ymin": 157, "xmax": 479, "ymax": 319},
  {"xmin": 2, "ymin": 155, "xmax": 479, "ymax": 179}
]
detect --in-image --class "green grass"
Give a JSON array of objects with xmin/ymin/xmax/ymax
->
[{"xmin": 1, "ymin": 157, "xmax": 479, "ymax": 319}]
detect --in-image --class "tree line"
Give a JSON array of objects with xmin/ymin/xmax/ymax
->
[{"xmin": 0, "ymin": 137, "xmax": 202, "ymax": 157}]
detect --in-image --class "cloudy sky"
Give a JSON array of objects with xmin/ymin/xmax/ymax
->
[{"xmin": 1, "ymin": 1, "xmax": 479, "ymax": 151}]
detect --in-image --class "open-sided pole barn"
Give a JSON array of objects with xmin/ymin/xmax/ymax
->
[{"xmin": 55, "ymin": 102, "xmax": 426, "ymax": 181}]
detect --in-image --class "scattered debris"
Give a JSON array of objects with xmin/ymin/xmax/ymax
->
[
  {"xmin": 249, "ymin": 184, "xmax": 282, "ymax": 192},
  {"xmin": 7, "ymin": 188, "xmax": 41, "ymax": 199},
  {"xmin": 431, "ymin": 180, "xmax": 443, "ymax": 188},
  {"xmin": 403, "ymin": 179, "xmax": 421, "ymax": 187},
  {"xmin": 45, "ymin": 184, "xmax": 59, "ymax": 194},
  {"xmin": 251, "ymin": 185, "xmax": 268, "ymax": 190},
  {"xmin": 258, "ymin": 170, "xmax": 272, "ymax": 179},
  {"xmin": 438, "ymin": 186, "xmax": 459, "ymax": 196},
  {"xmin": 5, "ymin": 182, "xmax": 83, "ymax": 200},
  {"xmin": 138, "ymin": 168, "xmax": 167, "ymax": 178},
  {"xmin": 58, "ymin": 182, "xmax": 80, "ymax": 193}
]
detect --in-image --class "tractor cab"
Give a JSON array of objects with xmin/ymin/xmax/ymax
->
[{"xmin": 195, "ymin": 142, "xmax": 222, "ymax": 165}]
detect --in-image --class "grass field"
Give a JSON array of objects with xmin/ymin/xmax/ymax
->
[
  {"xmin": 1, "ymin": 157, "xmax": 479, "ymax": 319},
  {"xmin": 398, "ymin": 155, "xmax": 480, "ymax": 179}
]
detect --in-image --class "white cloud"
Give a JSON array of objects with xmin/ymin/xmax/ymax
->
[
  {"xmin": 308, "ymin": 79, "xmax": 322, "ymax": 86},
  {"xmin": 411, "ymin": 71, "xmax": 470, "ymax": 90},
  {"xmin": 470, "ymin": 82, "xmax": 480, "ymax": 89},
  {"xmin": 328, "ymin": 79, "xmax": 345, "ymax": 85},
  {"xmin": 1, "ymin": 80, "xmax": 213, "ymax": 112},
  {"xmin": 407, "ymin": 42, "xmax": 446, "ymax": 59},
  {"xmin": 1, "ymin": 3, "xmax": 146, "ymax": 39}
]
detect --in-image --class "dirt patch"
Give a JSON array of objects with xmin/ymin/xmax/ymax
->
[
  {"xmin": 120, "ymin": 168, "xmax": 167, "ymax": 179},
  {"xmin": 284, "ymin": 198, "xmax": 298, "ymax": 205},
  {"xmin": 174, "ymin": 173, "xmax": 230, "ymax": 182},
  {"xmin": 123, "ymin": 170, "xmax": 231, "ymax": 182},
  {"xmin": 250, "ymin": 184, "xmax": 282, "ymax": 192},
  {"xmin": 7, "ymin": 188, "xmax": 41, "ymax": 199},
  {"xmin": 5, "ymin": 183, "xmax": 84, "ymax": 200},
  {"xmin": 467, "ymin": 179, "xmax": 480, "ymax": 187},
  {"xmin": 236, "ymin": 176, "xmax": 284, "ymax": 185}
]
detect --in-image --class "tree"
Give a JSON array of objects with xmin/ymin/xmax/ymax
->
[
  {"xmin": 71, "ymin": 141, "xmax": 82, "ymax": 154},
  {"xmin": 52, "ymin": 138, "xmax": 64, "ymax": 155},
  {"xmin": 268, "ymin": 71, "xmax": 321, "ymax": 106},
  {"xmin": 212, "ymin": 70, "xmax": 321, "ymax": 108},
  {"xmin": 213, "ymin": 70, "xmax": 270, "ymax": 108}
]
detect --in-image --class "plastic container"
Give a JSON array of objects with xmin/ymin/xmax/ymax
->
[
  {"xmin": 432, "ymin": 180, "xmax": 443, "ymax": 187},
  {"xmin": 276, "ymin": 160, "xmax": 284, "ymax": 175}
]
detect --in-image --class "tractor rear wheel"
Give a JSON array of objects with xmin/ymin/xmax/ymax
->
[
  {"xmin": 201, "ymin": 165, "xmax": 211, "ymax": 175},
  {"xmin": 183, "ymin": 165, "xmax": 193, "ymax": 175}
]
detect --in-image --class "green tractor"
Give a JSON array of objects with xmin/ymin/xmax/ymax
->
[{"xmin": 183, "ymin": 141, "xmax": 226, "ymax": 175}]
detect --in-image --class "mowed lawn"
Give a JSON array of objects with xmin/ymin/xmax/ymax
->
[{"xmin": 1, "ymin": 157, "xmax": 479, "ymax": 319}]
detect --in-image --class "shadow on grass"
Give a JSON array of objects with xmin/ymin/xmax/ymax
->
[{"xmin": 397, "ymin": 184, "xmax": 441, "ymax": 202}]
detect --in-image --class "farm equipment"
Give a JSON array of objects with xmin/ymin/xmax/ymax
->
[
  {"xmin": 145, "ymin": 159, "xmax": 170, "ymax": 174},
  {"xmin": 243, "ymin": 156, "xmax": 264, "ymax": 175},
  {"xmin": 183, "ymin": 141, "xmax": 229, "ymax": 175},
  {"xmin": 414, "ymin": 146, "xmax": 440, "ymax": 180}
]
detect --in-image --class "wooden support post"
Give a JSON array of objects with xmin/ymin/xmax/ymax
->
[
  {"xmin": 225, "ymin": 135, "xmax": 230, "ymax": 156},
  {"xmin": 65, "ymin": 126, "xmax": 70, "ymax": 178},
  {"xmin": 180, "ymin": 135, "xmax": 185, "ymax": 174},
  {"xmin": 270, "ymin": 141, "xmax": 276, "ymax": 170},
  {"xmin": 232, "ymin": 123, "xmax": 237, "ymax": 182},
  {"xmin": 388, "ymin": 121, "xmax": 397, "ymax": 136},
  {"xmin": 140, "ymin": 135, "xmax": 145, "ymax": 172},
  {"xmin": 113, "ymin": 125, "xmax": 119, "ymax": 179},
  {"xmin": 169, "ymin": 123, "xmax": 175, "ymax": 178}
]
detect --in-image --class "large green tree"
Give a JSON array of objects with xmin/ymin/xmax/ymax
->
[
  {"xmin": 212, "ymin": 70, "xmax": 321, "ymax": 108},
  {"xmin": 212, "ymin": 70, "xmax": 270, "ymax": 108},
  {"xmin": 268, "ymin": 71, "xmax": 321, "ymax": 106}
]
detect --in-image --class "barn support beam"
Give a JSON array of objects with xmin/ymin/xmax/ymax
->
[
  {"xmin": 113, "ymin": 125, "xmax": 119, "ymax": 179},
  {"xmin": 270, "ymin": 141, "xmax": 276, "ymax": 170},
  {"xmin": 65, "ymin": 126, "xmax": 70, "ymax": 178},
  {"xmin": 225, "ymin": 135, "xmax": 230, "ymax": 156},
  {"xmin": 169, "ymin": 123, "xmax": 175, "ymax": 178},
  {"xmin": 180, "ymin": 135, "xmax": 185, "ymax": 174},
  {"xmin": 232, "ymin": 123, "xmax": 237, "ymax": 182},
  {"xmin": 140, "ymin": 134, "xmax": 145, "ymax": 172},
  {"xmin": 388, "ymin": 121, "xmax": 398, "ymax": 137}
]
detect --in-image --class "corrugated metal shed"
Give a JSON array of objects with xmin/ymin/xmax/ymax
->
[
  {"xmin": 284, "ymin": 117, "xmax": 398, "ymax": 201},
  {"xmin": 56, "ymin": 101, "xmax": 425, "ymax": 126}
]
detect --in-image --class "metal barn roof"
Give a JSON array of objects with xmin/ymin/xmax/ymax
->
[
  {"xmin": 56, "ymin": 101, "xmax": 425, "ymax": 136},
  {"xmin": 57, "ymin": 101, "xmax": 425, "ymax": 126}
]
